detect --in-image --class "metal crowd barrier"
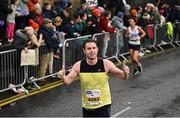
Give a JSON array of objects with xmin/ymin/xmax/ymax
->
[
  {"xmin": 154, "ymin": 23, "xmax": 176, "ymax": 51},
  {"xmin": 0, "ymin": 22, "xmax": 180, "ymax": 94},
  {"xmin": 63, "ymin": 35, "xmax": 92, "ymax": 71},
  {"xmin": 174, "ymin": 22, "xmax": 180, "ymax": 46},
  {"xmin": 0, "ymin": 49, "xmax": 28, "ymax": 94}
]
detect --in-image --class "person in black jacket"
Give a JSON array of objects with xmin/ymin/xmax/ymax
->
[
  {"xmin": 0, "ymin": 0, "xmax": 13, "ymax": 45},
  {"xmin": 60, "ymin": 15, "xmax": 77, "ymax": 39}
]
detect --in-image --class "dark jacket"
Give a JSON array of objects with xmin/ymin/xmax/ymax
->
[
  {"xmin": 0, "ymin": 0, "xmax": 13, "ymax": 20},
  {"xmin": 38, "ymin": 25, "xmax": 59, "ymax": 53},
  {"xmin": 42, "ymin": 9, "xmax": 56, "ymax": 19},
  {"xmin": 60, "ymin": 22, "xmax": 77, "ymax": 39}
]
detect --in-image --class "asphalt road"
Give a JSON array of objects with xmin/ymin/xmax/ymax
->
[{"xmin": 0, "ymin": 48, "xmax": 180, "ymax": 117}]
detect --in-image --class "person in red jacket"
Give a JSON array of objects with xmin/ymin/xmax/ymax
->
[
  {"xmin": 98, "ymin": 10, "xmax": 117, "ymax": 58},
  {"xmin": 27, "ymin": 0, "xmax": 39, "ymax": 13}
]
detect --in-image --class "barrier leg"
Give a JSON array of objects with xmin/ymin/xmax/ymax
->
[
  {"xmin": 120, "ymin": 54, "xmax": 129, "ymax": 62},
  {"xmin": 170, "ymin": 42, "xmax": 176, "ymax": 48},
  {"xmin": 153, "ymin": 46, "xmax": 160, "ymax": 52},
  {"xmin": 20, "ymin": 85, "xmax": 29, "ymax": 95},
  {"xmin": 29, "ymin": 77, "xmax": 41, "ymax": 90},
  {"xmin": 157, "ymin": 45, "xmax": 164, "ymax": 51},
  {"xmin": 175, "ymin": 41, "xmax": 180, "ymax": 47}
]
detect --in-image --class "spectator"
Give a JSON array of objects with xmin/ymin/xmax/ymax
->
[
  {"xmin": 15, "ymin": 0, "xmax": 29, "ymax": 29},
  {"xmin": 174, "ymin": 5, "xmax": 180, "ymax": 22},
  {"xmin": 123, "ymin": 4, "xmax": 131, "ymax": 27},
  {"xmin": 30, "ymin": 4, "xmax": 44, "ymax": 26},
  {"xmin": 54, "ymin": 16, "xmax": 63, "ymax": 32},
  {"xmin": 27, "ymin": 0, "xmax": 39, "ymax": 13},
  {"xmin": 12, "ymin": 26, "xmax": 42, "ymax": 85},
  {"xmin": 53, "ymin": 16, "xmax": 64, "ymax": 59},
  {"xmin": 60, "ymin": 15, "xmax": 77, "ymax": 39},
  {"xmin": 112, "ymin": 11, "xmax": 127, "ymax": 56},
  {"xmin": 80, "ymin": 12, "xmax": 88, "ymax": 31},
  {"xmin": 98, "ymin": 10, "xmax": 116, "ymax": 58},
  {"xmin": 28, "ymin": 19, "xmax": 39, "ymax": 32},
  {"xmin": 13, "ymin": 26, "xmax": 42, "ymax": 50},
  {"xmin": 7, "ymin": 0, "xmax": 22, "ymax": 43},
  {"xmin": 54, "ymin": 0, "xmax": 72, "ymax": 19},
  {"xmin": 85, "ymin": 8, "xmax": 101, "ymax": 35},
  {"xmin": 38, "ymin": 18, "xmax": 61, "ymax": 82},
  {"xmin": 130, "ymin": 9, "xmax": 138, "ymax": 23},
  {"xmin": 145, "ymin": 3, "xmax": 161, "ymax": 25},
  {"xmin": 59, "ymin": 0, "xmax": 71, "ymax": 12},
  {"xmin": 23, "ymin": 26, "xmax": 42, "ymax": 49},
  {"xmin": 112, "ymin": 11, "xmax": 127, "ymax": 31},
  {"xmin": 42, "ymin": 2, "xmax": 56, "ymax": 19},
  {"xmin": 0, "ymin": 0, "xmax": 13, "ymax": 45},
  {"xmin": 82, "ymin": 16, "xmax": 100, "ymax": 36},
  {"xmin": 159, "ymin": 9, "xmax": 165, "ymax": 25},
  {"xmin": 74, "ymin": 13, "xmax": 83, "ymax": 35}
]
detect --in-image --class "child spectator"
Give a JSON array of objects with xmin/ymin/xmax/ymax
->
[
  {"xmin": 0, "ymin": 0, "xmax": 13, "ymax": 45},
  {"xmin": 7, "ymin": 0, "xmax": 22, "ymax": 43}
]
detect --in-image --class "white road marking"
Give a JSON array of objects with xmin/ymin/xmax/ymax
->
[{"xmin": 111, "ymin": 107, "xmax": 132, "ymax": 117}]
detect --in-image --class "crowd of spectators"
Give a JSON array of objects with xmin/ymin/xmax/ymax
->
[{"xmin": 0, "ymin": 0, "xmax": 179, "ymax": 46}]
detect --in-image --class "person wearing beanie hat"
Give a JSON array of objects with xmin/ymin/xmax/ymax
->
[
  {"xmin": 29, "ymin": 19, "xmax": 39, "ymax": 32},
  {"xmin": 43, "ymin": 18, "xmax": 52, "ymax": 25},
  {"xmin": 98, "ymin": 7, "xmax": 104, "ymax": 13},
  {"xmin": 91, "ymin": 8, "xmax": 101, "ymax": 17},
  {"xmin": 38, "ymin": 17, "xmax": 61, "ymax": 81},
  {"xmin": 112, "ymin": 11, "xmax": 126, "ymax": 56},
  {"xmin": 130, "ymin": 9, "xmax": 138, "ymax": 17},
  {"xmin": 116, "ymin": 11, "xmax": 124, "ymax": 18}
]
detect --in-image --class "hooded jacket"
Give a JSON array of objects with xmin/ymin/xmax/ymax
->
[{"xmin": 111, "ymin": 16, "xmax": 127, "ymax": 31}]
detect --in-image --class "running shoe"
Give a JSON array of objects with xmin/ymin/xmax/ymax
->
[
  {"xmin": 138, "ymin": 63, "xmax": 143, "ymax": 73},
  {"xmin": 132, "ymin": 69, "xmax": 139, "ymax": 75}
]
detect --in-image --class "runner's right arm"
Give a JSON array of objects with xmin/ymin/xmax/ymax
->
[{"xmin": 58, "ymin": 61, "xmax": 80, "ymax": 85}]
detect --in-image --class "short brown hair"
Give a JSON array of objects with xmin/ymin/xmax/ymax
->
[{"xmin": 83, "ymin": 39, "xmax": 98, "ymax": 49}]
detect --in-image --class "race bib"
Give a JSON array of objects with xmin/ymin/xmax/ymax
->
[{"xmin": 85, "ymin": 90, "xmax": 102, "ymax": 105}]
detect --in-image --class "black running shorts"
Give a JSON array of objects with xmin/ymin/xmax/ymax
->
[{"xmin": 128, "ymin": 44, "xmax": 140, "ymax": 51}]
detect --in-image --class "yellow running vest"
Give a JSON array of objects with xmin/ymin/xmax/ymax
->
[{"xmin": 79, "ymin": 59, "xmax": 112, "ymax": 109}]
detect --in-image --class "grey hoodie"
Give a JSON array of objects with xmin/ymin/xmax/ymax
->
[{"xmin": 111, "ymin": 16, "xmax": 127, "ymax": 31}]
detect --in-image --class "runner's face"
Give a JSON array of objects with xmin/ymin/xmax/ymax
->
[
  {"xmin": 128, "ymin": 19, "xmax": 135, "ymax": 26},
  {"xmin": 83, "ymin": 42, "xmax": 98, "ymax": 60}
]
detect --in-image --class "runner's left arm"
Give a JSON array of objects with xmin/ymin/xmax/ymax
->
[{"xmin": 104, "ymin": 60, "xmax": 129, "ymax": 80}]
